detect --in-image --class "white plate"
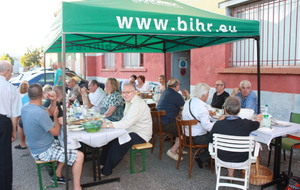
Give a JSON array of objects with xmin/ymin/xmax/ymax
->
[
  {"xmin": 272, "ymin": 120, "xmax": 291, "ymax": 127},
  {"xmin": 69, "ymin": 127, "xmax": 84, "ymax": 131},
  {"xmin": 67, "ymin": 125, "xmax": 82, "ymax": 129}
]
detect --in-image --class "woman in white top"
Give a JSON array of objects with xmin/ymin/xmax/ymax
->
[{"xmin": 136, "ymin": 75, "xmax": 150, "ymax": 92}]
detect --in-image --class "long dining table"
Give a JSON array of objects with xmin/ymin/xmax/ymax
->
[
  {"xmin": 250, "ymin": 121, "xmax": 300, "ymax": 189},
  {"xmin": 66, "ymin": 127, "xmax": 130, "ymax": 188}
]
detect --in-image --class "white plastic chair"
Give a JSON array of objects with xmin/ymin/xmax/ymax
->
[{"xmin": 209, "ymin": 134, "xmax": 261, "ymax": 190}]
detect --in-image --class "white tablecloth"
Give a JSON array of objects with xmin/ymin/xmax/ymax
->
[
  {"xmin": 250, "ymin": 121, "xmax": 300, "ymax": 146},
  {"xmin": 66, "ymin": 128, "xmax": 130, "ymax": 149}
]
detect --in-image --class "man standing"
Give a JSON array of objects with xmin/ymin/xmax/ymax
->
[
  {"xmin": 100, "ymin": 83, "xmax": 152, "ymax": 176},
  {"xmin": 67, "ymin": 78, "xmax": 82, "ymax": 103},
  {"xmin": 156, "ymin": 78, "xmax": 185, "ymax": 161},
  {"xmin": 211, "ymin": 80, "xmax": 229, "ymax": 109},
  {"xmin": 0, "ymin": 60, "xmax": 21, "ymax": 190},
  {"xmin": 121, "ymin": 74, "xmax": 137, "ymax": 90},
  {"xmin": 22, "ymin": 84, "xmax": 84, "ymax": 190},
  {"xmin": 53, "ymin": 62, "xmax": 63, "ymax": 86},
  {"xmin": 80, "ymin": 80, "xmax": 106, "ymax": 112},
  {"xmin": 231, "ymin": 80, "xmax": 258, "ymax": 113}
]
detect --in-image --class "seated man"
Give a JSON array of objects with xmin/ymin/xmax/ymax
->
[
  {"xmin": 207, "ymin": 96, "xmax": 262, "ymax": 177},
  {"xmin": 67, "ymin": 78, "xmax": 82, "ymax": 103},
  {"xmin": 21, "ymin": 84, "xmax": 84, "ymax": 190},
  {"xmin": 231, "ymin": 80, "xmax": 258, "ymax": 113},
  {"xmin": 211, "ymin": 80, "xmax": 229, "ymax": 109},
  {"xmin": 99, "ymin": 83, "xmax": 152, "ymax": 176},
  {"xmin": 181, "ymin": 83, "xmax": 214, "ymax": 168},
  {"xmin": 80, "ymin": 80, "xmax": 106, "ymax": 112},
  {"xmin": 121, "ymin": 74, "xmax": 137, "ymax": 90},
  {"xmin": 156, "ymin": 78, "xmax": 185, "ymax": 161}
]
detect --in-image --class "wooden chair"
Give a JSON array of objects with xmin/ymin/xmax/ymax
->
[
  {"xmin": 147, "ymin": 103, "xmax": 156, "ymax": 111},
  {"xmin": 150, "ymin": 110, "xmax": 174, "ymax": 160},
  {"xmin": 175, "ymin": 117, "xmax": 210, "ymax": 178}
]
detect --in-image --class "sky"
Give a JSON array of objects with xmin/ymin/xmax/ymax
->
[
  {"xmin": 0, "ymin": 0, "xmax": 200, "ymax": 58},
  {"xmin": 0, "ymin": 0, "xmax": 61, "ymax": 57}
]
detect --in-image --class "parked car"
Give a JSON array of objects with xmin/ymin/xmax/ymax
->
[
  {"xmin": 11, "ymin": 69, "xmax": 89, "ymax": 88},
  {"xmin": 9, "ymin": 68, "xmax": 53, "ymax": 83}
]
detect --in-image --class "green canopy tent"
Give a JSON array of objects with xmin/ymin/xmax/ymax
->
[{"xmin": 43, "ymin": 0, "xmax": 260, "ymax": 188}]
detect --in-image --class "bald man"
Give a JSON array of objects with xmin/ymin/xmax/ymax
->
[
  {"xmin": 0, "ymin": 60, "xmax": 21, "ymax": 189},
  {"xmin": 211, "ymin": 80, "xmax": 229, "ymax": 109},
  {"xmin": 156, "ymin": 78, "xmax": 185, "ymax": 161},
  {"xmin": 67, "ymin": 78, "xmax": 82, "ymax": 102}
]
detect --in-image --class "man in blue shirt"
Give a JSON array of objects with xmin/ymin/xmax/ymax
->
[
  {"xmin": 232, "ymin": 80, "xmax": 258, "ymax": 113},
  {"xmin": 156, "ymin": 78, "xmax": 185, "ymax": 161},
  {"xmin": 22, "ymin": 84, "xmax": 84, "ymax": 189},
  {"xmin": 53, "ymin": 62, "xmax": 63, "ymax": 86}
]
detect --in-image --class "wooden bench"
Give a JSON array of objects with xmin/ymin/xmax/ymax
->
[
  {"xmin": 35, "ymin": 160, "xmax": 58, "ymax": 190},
  {"xmin": 130, "ymin": 142, "xmax": 153, "ymax": 174}
]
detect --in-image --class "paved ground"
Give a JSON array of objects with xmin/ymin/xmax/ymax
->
[{"xmin": 12, "ymin": 138, "xmax": 300, "ymax": 190}]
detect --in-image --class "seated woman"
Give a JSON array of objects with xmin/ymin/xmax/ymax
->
[
  {"xmin": 100, "ymin": 78, "xmax": 125, "ymax": 121},
  {"xmin": 136, "ymin": 75, "xmax": 150, "ymax": 92},
  {"xmin": 207, "ymin": 96, "xmax": 262, "ymax": 177},
  {"xmin": 158, "ymin": 75, "xmax": 165, "ymax": 93}
]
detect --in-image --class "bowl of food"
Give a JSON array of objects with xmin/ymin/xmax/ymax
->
[
  {"xmin": 238, "ymin": 108, "xmax": 255, "ymax": 120},
  {"xmin": 81, "ymin": 120, "xmax": 102, "ymax": 132}
]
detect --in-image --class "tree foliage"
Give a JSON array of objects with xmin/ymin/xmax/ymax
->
[
  {"xmin": 0, "ymin": 54, "xmax": 14, "ymax": 65},
  {"xmin": 20, "ymin": 48, "xmax": 43, "ymax": 68}
]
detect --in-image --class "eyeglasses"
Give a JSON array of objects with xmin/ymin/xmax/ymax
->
[
  {"xmin": 215, "ymin": 84, "xmax": 224, "ymax": 86},
  {"xmin": 122, "ymin": 90, "xmax": 135, "ymax": 95}
]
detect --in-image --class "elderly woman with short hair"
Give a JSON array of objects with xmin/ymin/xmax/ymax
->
[
  {"xmin": 100, "ymin": 78, "xmax": 125, "ymax": 121},
  {"xmin": 207, "ymin": 96, "xmax": 262, "ymax": 177}
]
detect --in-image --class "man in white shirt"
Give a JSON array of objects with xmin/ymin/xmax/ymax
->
[
  {"xmin": 0, "ymin": 60, "xmax": 21, "ymax": 189},
  {"xmin": 181, "ymin": 83, "xmax": 214, "ymax": 168},
  {"xmin": 121, "ymin": 74, "xmax": 137, "ymax": 90},
  {"xmin": 100, "ymin": 83, "xmax": 152, "ymax": 176},
  {"xmin": 80, "ymin": 80, "xmax": 106, "ymax": 112}
]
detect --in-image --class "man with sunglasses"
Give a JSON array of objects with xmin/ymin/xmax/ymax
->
[{"xmin": 211, "ymin": 80, "xmax": 229, "ymax": 109}]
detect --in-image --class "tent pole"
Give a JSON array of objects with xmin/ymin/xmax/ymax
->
[
  {"xmin": 43, "ymin": 53, "xmax": 46, "ymax": 84},
  {"xmin": 62, "ymin": 33, "xmax": 69, "ymax": 190},
  {"xmin": 255, "ymin": 36, "xmax": 261, "ymax": 114},
  {"xmin": 83, "ymin": 53, "xmax": 87, "ymax": 80},
  {"xmin": 163, "ymin": 42, "xmax": 167, "ymax": 88}
]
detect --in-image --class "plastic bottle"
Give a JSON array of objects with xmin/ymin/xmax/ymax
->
[{"xmin": 262, "ymin": 104, "xmax": 271, "ymax": 128}]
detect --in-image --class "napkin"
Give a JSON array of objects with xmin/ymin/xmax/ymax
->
[
  {"xmin": 118, "ymin": 132, "xmax": 131, "ymax": 145},
  {"xmin": 257, "ymin": 127, "xmax": 274, "ymax": 132}
]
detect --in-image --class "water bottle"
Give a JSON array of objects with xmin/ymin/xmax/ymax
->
[
  {"xmin": 262, "ymin": 104, "xmax": 271, "ymax": 128},
  {"xmin": 73, "ymin": 99, "xmax": 82, "ymax": 119}
]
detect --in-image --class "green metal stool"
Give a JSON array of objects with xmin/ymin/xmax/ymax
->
[
  {"xmin": 130, "ymin": 143, "xmax": 153, "ymax": 174},
  {"xmin": 35, "ymin": 160, "xmax": 58, "ymax": 190}
]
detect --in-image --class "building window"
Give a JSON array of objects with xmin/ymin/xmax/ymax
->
[
  {"xmin": 229, "ymin": 0, "xmax": 300, "ymax": 68},
  {"xmin": 123, "ymin": 53, "xmax": 143, "ymax": 68},
  {"xmin": 104, "ymin": 53, "xmax": 115, "ymax": 69}
]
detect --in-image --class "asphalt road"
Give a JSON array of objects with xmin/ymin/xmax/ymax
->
[{"xmin": 11, "ymin": 136, "xmax": 300, "ymax": 190}]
